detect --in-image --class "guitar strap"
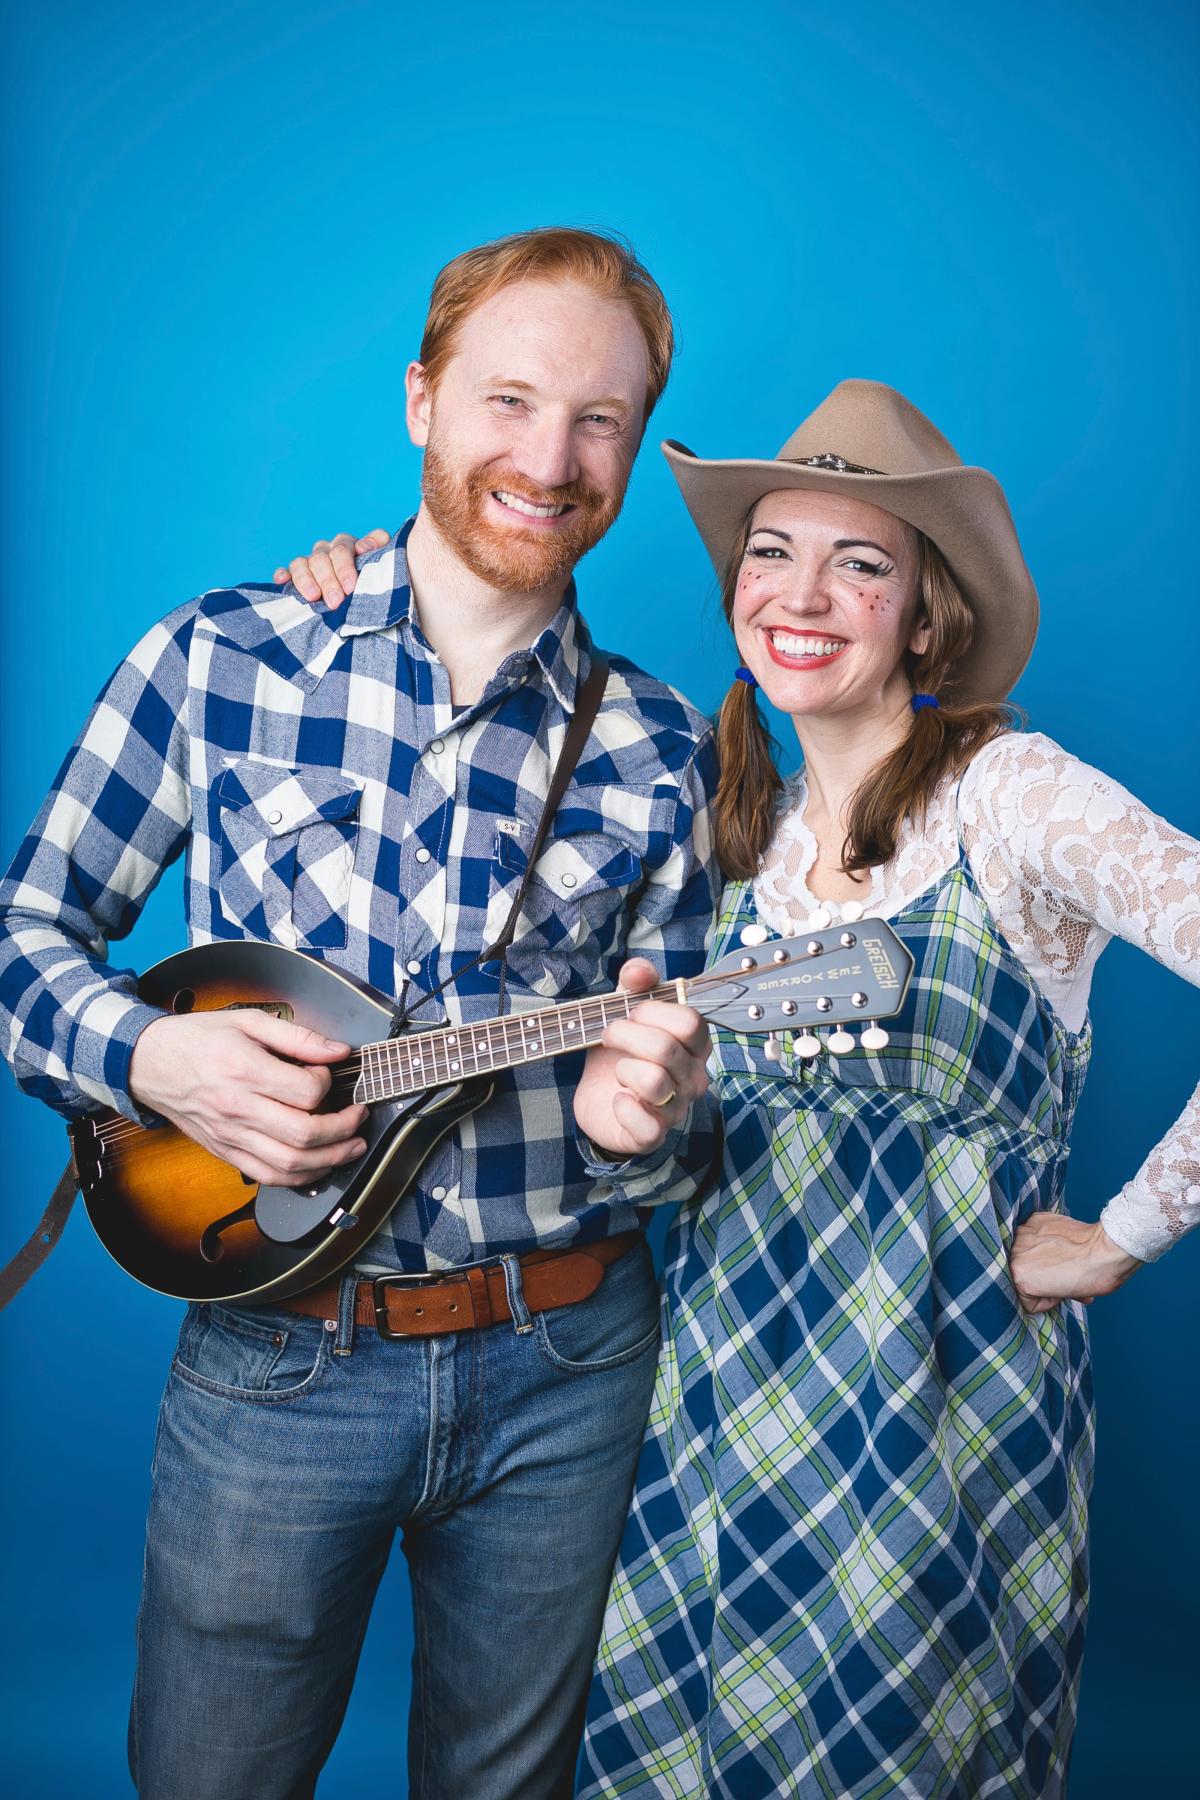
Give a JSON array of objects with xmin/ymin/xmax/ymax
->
[
  {"xmin": 0, "ymin": 650, "xmax": 611, "ymax": 1310},
  {"xmin": 389, "ymin": 649, "xmax": 611, "ymax": 1028},
  {"xmin": 487, "ymin": 648, "xmax": 610, "ymax": 962},
  {"xmin": 0, "ymin": 1158, "xmax": 79, "ymax": 1309}
]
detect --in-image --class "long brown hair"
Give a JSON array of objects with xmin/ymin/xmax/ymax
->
[{"xmin": 713, "ymin": 516, "xmax": 1018, "ymax": 880}]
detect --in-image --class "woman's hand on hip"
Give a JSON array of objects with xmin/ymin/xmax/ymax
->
[
  {"xmin": 1009, "ymin": 1212, "xmax": 1142, "ymax": 1314},
  {"xmin": 574, "ymin": 959, "xmax": 710, "ymax": 1162}
]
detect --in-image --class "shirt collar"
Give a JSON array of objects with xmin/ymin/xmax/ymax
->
[
  {"xmin": 338, "ymin": 517, "xmax": 417, "ymax": 635},
  {"xmin": 358, "ymin": 517, "xmax": 590, "ymax": 712},
  {"xmin": 200, "ymin": 520, "xmax": 416, "ymax": 690},
  {"xmin": 206, "ymin": 515, "xmax": 592, "ymax": 706},
  {"xmin": 527, "ymin": 587, "xmax": 586, "ymax": 712}
]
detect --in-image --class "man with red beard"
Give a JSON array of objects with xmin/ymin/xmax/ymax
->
[{"xmin": 0, "ymin": 229, "xmax": 719, "ymax": 1798}]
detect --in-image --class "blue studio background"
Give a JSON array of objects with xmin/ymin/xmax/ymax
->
[{"xmin": 2, "ymin": 1, "xmax": 1197, "ymax": 1793}]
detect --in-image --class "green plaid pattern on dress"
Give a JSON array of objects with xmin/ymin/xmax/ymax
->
[{"xmin": 580, "ymin": 845, "xmax": 1095, "ymax": 1799}]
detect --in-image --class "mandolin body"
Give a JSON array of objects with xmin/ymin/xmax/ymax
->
[
  {"xmin": 66, "ymin": 923, "xmax": 913, "ymax": 1309},
  {"xmin": 70, "ymin": 941, "xmax": 492, "ymax": 1305}
]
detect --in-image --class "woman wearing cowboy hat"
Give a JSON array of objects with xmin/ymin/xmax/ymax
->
[
  {"xmin": 279, "ymin": 378, "xmax": 1196, "ymax": 1793},
  {"xmin": 572, "ymin": 380, "xmax": 1199, "ymax": 1798}
]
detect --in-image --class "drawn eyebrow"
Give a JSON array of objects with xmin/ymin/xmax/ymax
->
[
  {"xmin": 749, "ymin": 530, "xmax": 899, "ymax": 560},
  {"xmin": 832, "ymin": 539, "xmax": 892, "ymax": 556}
]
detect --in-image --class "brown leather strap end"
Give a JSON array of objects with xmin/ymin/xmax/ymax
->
[{"xmin": 0, "ymin": 1159, "xmax": 79, "ymax": 1311}]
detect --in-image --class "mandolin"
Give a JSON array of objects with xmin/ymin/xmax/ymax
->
[{"xmin": 69, "ymin": 924, "xmax": 913, "ymax": 1304}]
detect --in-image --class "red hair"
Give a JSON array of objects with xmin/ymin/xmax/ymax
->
[{"xmin": 418, "ymin": 227, "xmax": 674, "ymax": 420}]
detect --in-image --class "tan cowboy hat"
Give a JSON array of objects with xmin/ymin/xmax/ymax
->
[{"xmin": 663, "ymin": 378, "xmax": 1038, "ymax": 702}]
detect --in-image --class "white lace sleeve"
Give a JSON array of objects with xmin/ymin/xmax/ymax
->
[{"xmin": 960, "ymin": 733, "xmax": 1200, "ymax": 1262}]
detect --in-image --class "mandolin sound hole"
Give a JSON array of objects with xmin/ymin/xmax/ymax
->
[
  {"xmin": 200, "ymin": 1197, "xmax": 258, "ymax": 1263},
  {"xmin": 199, "ymin": 1225, "xmax": 225, "ymax": 1262},
  {"xmin": 172, "ymin": 988, "xmax": 196, "ymax": 1014}
]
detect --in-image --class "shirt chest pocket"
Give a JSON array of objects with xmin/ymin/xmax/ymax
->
[
  {"xmin": 214, "ymin": 761, "xmax": 362, "ymax": 951},
  {"xmin": 487, "ymin": 822, "xmax": 643, "ymax": 995}
]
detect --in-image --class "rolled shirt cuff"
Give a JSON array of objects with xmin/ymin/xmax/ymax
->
[
  {"xmin": 73, "ymin": 993, "xmax": 171, "ymax": 1125},
  {"xmin": 576, "ymin": 1111, "xmax": 694, "ymax": 1205}
]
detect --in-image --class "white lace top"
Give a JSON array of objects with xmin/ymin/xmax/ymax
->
[{"xmin": 752, "ymin": 731, "xmax": 1200, "ymax": 1263}]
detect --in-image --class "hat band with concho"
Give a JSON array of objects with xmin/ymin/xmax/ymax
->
[
  {"xmin": 791, "ymin": 453, "xmax": 884, "ymax": 475},
  {"xmin": 663, "ymin": 379, "xmax": 1039, "ymax": 704}
]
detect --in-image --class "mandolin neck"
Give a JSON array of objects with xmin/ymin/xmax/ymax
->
[{"xmin": 353, "ymin": 982, "xmax": 683, "ymax": 1105}]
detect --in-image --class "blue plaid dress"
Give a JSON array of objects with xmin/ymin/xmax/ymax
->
[{"xmin": 580, "ymin": 841, "xmax": 1096, "ymax": 1799}]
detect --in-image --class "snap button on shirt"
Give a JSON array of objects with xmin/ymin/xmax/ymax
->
[
  {"xmin": 406, "ymin": 960, "xmax": 421, "ymax": 976},
  {"xmin": 415, "ymin": 848, "xmax": 431, "ymax": 864}
]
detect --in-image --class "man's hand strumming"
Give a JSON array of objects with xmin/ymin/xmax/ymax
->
[{"xmin": 129, "ymin": 1012, "xmax": 368, "ymax": 1188}]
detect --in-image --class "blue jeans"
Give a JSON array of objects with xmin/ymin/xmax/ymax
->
[{"xmin": 128, "ymin": 1239, "xmax": 659, "ymax": 1799}]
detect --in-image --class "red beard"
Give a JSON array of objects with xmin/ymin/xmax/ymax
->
[{"xmin": 421, "ymin": 441, "xmax": 623, "ymax": 592}]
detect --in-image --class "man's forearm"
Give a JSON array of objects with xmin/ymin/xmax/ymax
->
[{"xmin": 0, "ymin": 919, "xmax": 168, "ymax": 1118}]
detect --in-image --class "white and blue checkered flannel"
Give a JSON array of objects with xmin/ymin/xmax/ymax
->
[{"xmin": 0, "ymin": 523, "xmax": 721, "ymax": 1271}]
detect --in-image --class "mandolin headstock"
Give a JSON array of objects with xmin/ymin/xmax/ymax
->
[{"xmin": 688, "ymin": 917, "xmax": 912, "ymax": 1053}]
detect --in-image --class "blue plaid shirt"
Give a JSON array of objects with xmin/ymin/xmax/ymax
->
[{"xmin": 0, "ymin": 523, "xmax": 720, "ymax": 1270}]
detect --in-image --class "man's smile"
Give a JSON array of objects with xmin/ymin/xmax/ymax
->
[{"xmin": 490, "ymin": 489, "xmax": 577, "ymax": 526}]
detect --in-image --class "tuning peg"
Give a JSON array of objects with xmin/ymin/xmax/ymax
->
[
  {"xmin": 827, "ymin": 1027, "xmax": 855, "ymax": 1054},
  {"xmin": 839, "ymin": 900, "xmax": 865, "ymax": 923},
  {"xmin": 861, "ymin": 1023, "xmax": 890, "ymax": 1051},
  {"xmin": 791, "ymin": 1031, "xmax": 821, "ymax": 1058},
  {"xmin": 807, "ymin": 906, "xmax": 832, "ymax": 929},
  {"xmin": 764, "ymin": 1033, "xmax": 782, "ymax": 1062},
  {"xmin": 739, "ymin": 923, "xmax": 770, "ymax": 947}
]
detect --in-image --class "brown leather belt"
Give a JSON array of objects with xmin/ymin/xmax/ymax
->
[{"xmin": 279, "ymin": 1230, "xmax": 641, "ymax": 1340}]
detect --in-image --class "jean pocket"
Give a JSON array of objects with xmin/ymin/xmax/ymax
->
[
  {"xmin": 171, "ymin": 1302, "xmax": 332, "ymax": 1403},
  {"xmin": 214, "ymin": 760, "xmax": 362, "ymax": 951},
  {"xmin": 534, "ymin": 1241, "xmax": 661, "ymax": 1374}
]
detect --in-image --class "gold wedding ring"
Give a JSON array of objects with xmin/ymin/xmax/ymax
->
[{"xmin": 655, "ymin": 1088, "xmax": 677, "ymax": 1108}]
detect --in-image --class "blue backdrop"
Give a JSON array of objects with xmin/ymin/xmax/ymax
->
[{"xmin": 2, "ymin": 1, "xmax": 1196, "ymax": 1793}]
